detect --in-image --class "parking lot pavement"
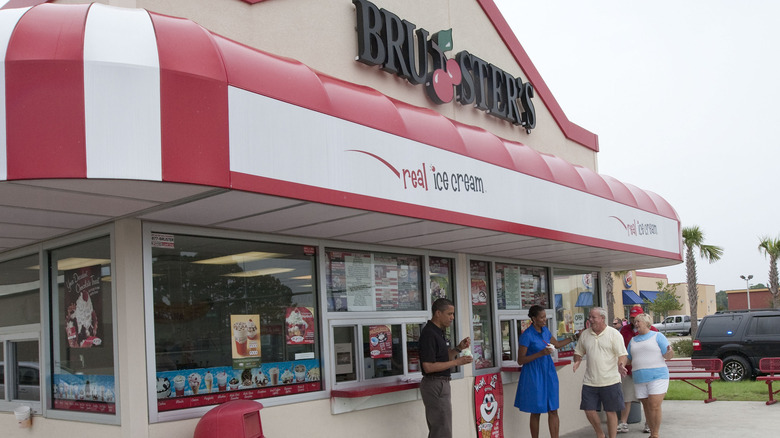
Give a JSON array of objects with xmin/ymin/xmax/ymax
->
[{"xmin": 560, "ymin": 400, "xmax": 778, "ymax": 438}]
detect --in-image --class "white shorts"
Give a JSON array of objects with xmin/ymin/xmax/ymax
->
[
  {"xmin": 621, "ymin": 374, "xmax": 637, "ymax": 402},
  {"xmin": 634, "ymin": 379, "xmax": 669, "ymax": 399}
]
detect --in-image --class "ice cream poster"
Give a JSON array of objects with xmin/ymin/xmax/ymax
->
[
  {"xmin": 64, "ymin": 264, "xmax": 103, "ymax": 348},
  {"xmin": 231, "ymin": 314, "xmax": 261, "ymax": 369},
  {"xmin": 368, "ymin": 325, "xmax": 392, "ymax": 358},
  {"xmin": 285, "ymin": 307, "xmax": 315, "ymax": 345},
  {"xmin": 474, "ymin": 373, "xmax": 503, "ymax": 438}
]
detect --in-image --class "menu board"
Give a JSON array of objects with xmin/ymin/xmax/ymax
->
[
  {"xmin": 502, "ymin": 265, "xmax": 521, "ymax": 309},
  {"xmin": 345, "ymin": 253, "xmax": 375, "ymax": 311},
  {"xmin": 327, "ymin": 251, "xmax": 423, "ymax": 311},
  {"xmin": 496, "ymin": 264, "xmax": 549, "ymax": 309}
]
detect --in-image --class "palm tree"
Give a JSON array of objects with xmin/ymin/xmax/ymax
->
[
  {"xmin": 758, "ymin": 236, "xmax": 780, "ymax": 308},
  {"xmin": 605, "ymin": 270, "xmax": 629, "ymax": 323},
  {"xmin": 682, "ymin": 226, "xmax": 723, "ymax": 336}
]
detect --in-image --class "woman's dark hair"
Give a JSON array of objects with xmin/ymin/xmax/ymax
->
[{"xmin": 528, "ymin": 305, "xmax": 545, "ymax": 318}]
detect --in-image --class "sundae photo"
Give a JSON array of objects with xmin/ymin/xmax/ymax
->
[
  {"xmin": 286, "ymin": 309, "xmax": 309, "ymax": 341},
  {"xmin": 157, "ymin": 377, "xmax": 171, "ymax": 398},
  {"xmin": 188, "ymin": 373, "xmax": 202, "ymax": 394},
  {"xmin": 241, "ymin": 368, "xmax": 253, "ymax": 387},
  {"xmin": 254, "ymin": 371, "xmax": 269, "ymax": 387},
  {"xmin": 281, "ymin": 369, "xmax": 295, "ymax": 384}
]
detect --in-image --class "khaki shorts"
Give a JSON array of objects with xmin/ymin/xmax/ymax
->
[{"xmin": 621, "ymin": 374, "xmax": 637, "ymax": 402}]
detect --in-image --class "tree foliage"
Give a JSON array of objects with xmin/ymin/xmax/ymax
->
[
  {"xmin": 716, "ymin": 290, "xmax": 728, "ymax": 311},
  {"xmin": 646, "ymin": 280, "xmax": 683, "ymax": 321},
  {"xmin": 758, "ymin": 236, "xmax": 780, "ymax": 308},
  {"xmin": 682, "ymin": 226, "xmax": 723, "ymax": 335}
]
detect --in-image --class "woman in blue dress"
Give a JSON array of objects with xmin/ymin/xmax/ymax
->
[{"xmin": 514, "ymin": 305, "xmax": 577, "ymax": 438}]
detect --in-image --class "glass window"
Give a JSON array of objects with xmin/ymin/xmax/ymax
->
[
  {"xmin": 50, "ymin": 237, "xmax": 115, "ymax": 414},
  {"xmin": 0, "ymin": 254, "xmax": 40, "ymax": 328},
  {"xmin": 362, "ymin": 324, "xmax": 403, "ymax": 379},
  {"xmin": 495, "ymin": 264, "xmax": 548, "ymax": 310},
  {"xmin": 151, "ymin": 234, "xmax": 320, "ymax": 412},
  {"xmin": 470, "ymin": 260, "xmax": 495, "ymax": 370},
  {"xmin": 699, "ymin": 315, "xmax": 741, "ymax": 337},
  {"xmin": 748, "ymin": 316, "xmax": 780, "ymax": 336},
  {"xmin": 11, "ymin": 340, "xmax": 40, "ymax": 401},
  {"xmin": 333, "ymin": 326, "xmax": 357, "ymax": 383},
  {"xmin": 552, "ymin": 269, "xmax": 599, "ymax": 357},
  {"xmin": 326, "ymin": 250, "xmax": 423, "ymax": 312}
]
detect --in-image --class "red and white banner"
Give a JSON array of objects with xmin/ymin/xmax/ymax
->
[
  {"xmin": 474, "ymin": 373, "xmax": 503, "ymax": 438},
  {"xmin": 0, "ymin": 3, "xmax": 681, "ymax": 260}
]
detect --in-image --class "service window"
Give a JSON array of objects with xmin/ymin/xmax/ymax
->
[
  {"xmin": 49, "ymin": 237, "xmax": 116, "ymax": 415},
  {"xmin": 552, "ymin": 269, "xmax": 600, "ymax": 357},
  {"xmin": 150, "ymin": 234, "xmax": 320, "ymax": 413},
  {"xmin": 326, "ymin": 251, "xmax": 455, "ymax": 386}
]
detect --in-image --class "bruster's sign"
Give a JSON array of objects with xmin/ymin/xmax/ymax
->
[{"xmin": 353, "ymin": 0, "xmax": 536, "ymax": 131}]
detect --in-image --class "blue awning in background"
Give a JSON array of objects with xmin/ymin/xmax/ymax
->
[
  {"xmin": 555, "ymin": 293, "xmax": 563, "ymax": 310},
  {"xmin": 575, "ymin": 291, "xmax": 593, "ymax": 307},
  {"xmin": 640, "ymin": 290, "xmax": 659, "ymax": 303},
  {"xmin": 622, "ymin": 290, "xmax": 644, "ymax": 305}
]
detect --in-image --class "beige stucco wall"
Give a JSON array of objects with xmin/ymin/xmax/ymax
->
[
  {"xmin": 55, "ymin": 0, "xmax": 598, "ymax": 170},
  {"xmin": 669, "ymin": 283, "xmax": 716, "ymax": 319}
]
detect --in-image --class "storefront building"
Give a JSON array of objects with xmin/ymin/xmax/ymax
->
[{"xmin": 0, "ymin": 1, "xmax": 682, "ymax": 437}]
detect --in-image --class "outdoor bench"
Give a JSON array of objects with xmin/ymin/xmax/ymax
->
[
  {"xmin": 757, "ymin": 357, "xmax": 780, "ymax": 405},
  {"xmin": 666, "ymin": 358, "xmax": 722, "ymax": 403}
]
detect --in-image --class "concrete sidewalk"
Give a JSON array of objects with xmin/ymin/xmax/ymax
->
[{"xmin": 560, "ymin": 400, "xmax": 778, "ymax": 438}]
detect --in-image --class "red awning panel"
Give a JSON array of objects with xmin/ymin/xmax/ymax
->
[{"xmin": 0, "ymin": 3, "xmax": 679, "ymax": 229}]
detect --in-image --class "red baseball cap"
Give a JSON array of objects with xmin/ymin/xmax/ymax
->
[{"xmin": 629, "ymin": 305, "xmax": 643, "ymax": 317}]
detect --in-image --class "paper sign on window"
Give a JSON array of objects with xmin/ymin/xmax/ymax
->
[
  {"xmin": 231, "ymin": 314, "xmax": 261, "ymax": 369},
  {"xmin": 285, "ymin": 307, "xmax": 315, "ymax": 345},
  {"xmin": 64, "ymin": 264, "xmax": 103, "ymax": 348},
  {"xmin": 368, "ymin": 325, "xmax": 392, "ymax": 358}
]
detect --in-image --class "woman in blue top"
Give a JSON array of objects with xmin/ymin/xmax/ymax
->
[
  {"xmin": 627, "ymin": 313, "xmax": 674, "ymax": 438},
  {"xmin": 514, "ymin": 305, "xmax": 576, "ymax": 438}
]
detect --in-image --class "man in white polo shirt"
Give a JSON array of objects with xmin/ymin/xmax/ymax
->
[{"xmin": 573, "ymin": 307, "xmax": 628, "ymax": 438}]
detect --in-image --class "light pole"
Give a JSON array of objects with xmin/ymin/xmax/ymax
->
[{"xmin": 740, "ymin": 274, "xmax": 753, "ymax": 310}]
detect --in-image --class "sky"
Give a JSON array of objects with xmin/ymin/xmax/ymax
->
[{"xmin": 493, "ymin": 0, "xmax": 780, "ymax": 292}]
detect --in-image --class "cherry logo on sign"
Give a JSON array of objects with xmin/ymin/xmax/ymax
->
[{"xmin": 428, "ymin": 58, "xmax": 462, "ymax": 104}]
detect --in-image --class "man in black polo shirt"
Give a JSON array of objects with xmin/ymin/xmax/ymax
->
[{"xmin": 419, "ymin": 298, "xmax": 472, "ymax": 438}]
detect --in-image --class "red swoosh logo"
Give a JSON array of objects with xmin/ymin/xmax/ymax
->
[
  {"xmin": 609, "ymin": 216, "xmax": 628, "ymax": 230},
  {"xmin": 347, "ymin": 150, "xmax": 400, "ymax": 178}
]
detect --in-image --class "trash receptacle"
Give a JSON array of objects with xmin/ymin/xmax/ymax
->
[
  {"xmin": 193, "ymin": 400, "xmax": 265, "ymax": 438},
  {"xmin": 626, "ymin": 401, "xmax": 642, "ymax": 424}
]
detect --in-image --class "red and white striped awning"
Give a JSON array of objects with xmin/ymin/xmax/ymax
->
[{"xmin": 0, "ymin": 3, "xmax": 682, "ymax": 266}]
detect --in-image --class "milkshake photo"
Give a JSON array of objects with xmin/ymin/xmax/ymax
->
[
  {"xmin": 216, "ymin": 371, "xmax": 227, "ymax": 391},
  {"xmin": 233, "ymin": 321, "xmax": 248, "ymax": 356},
  {"xmin": 173, "ymin": 375, "xmax": 185, "ymax": 397}
]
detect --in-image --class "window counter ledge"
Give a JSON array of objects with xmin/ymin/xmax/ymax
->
[
  {"xmin": 501, "ymin": 360, "xmax": 572, "ymax": 373},
  {"xmin": 330, "ymin": 380, "xmax": 422, "ymax": 414}
]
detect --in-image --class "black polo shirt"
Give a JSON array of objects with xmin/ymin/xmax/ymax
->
[{"xmin": 419, "ymin": 319, "xmax": 452, "ymax": 377}]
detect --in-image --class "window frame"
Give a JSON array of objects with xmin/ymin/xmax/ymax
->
[
  {"xmin": 143, "ymin": 223, "xmax": 329, "ymax": 423},
  {"xmin": 0, "ymin": 330, "xmax": 42, "ymax": 413},
  {"xmin": 43, "ymin": 228, "xmax": 120, "ymax": 425}
]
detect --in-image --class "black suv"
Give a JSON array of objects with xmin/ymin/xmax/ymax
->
[{"xmin": 692, "ymin": 309, "xmax": 780, "ymax": 381}]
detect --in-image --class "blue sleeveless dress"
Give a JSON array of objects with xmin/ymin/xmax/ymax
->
[{"xmin": 513, "ymin": 326, "xmax": 559, "ymax": 413}]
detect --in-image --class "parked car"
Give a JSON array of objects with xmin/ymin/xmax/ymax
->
[
  {"xmin": 0, "ymin": 361, "xmax": 40, "ymax": 401},
  {"xmin": 652, "ymin": 314, "xmax": 692, "ymax": 335},
  {"xmin": 692, "ymin": 309, "xmax": 780, "ymax": 381}
]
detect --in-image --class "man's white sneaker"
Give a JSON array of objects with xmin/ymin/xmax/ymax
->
[
  {"xmin": 617, "ymin": 423, "xmax": 629, "ymax": 433},
  {"xmin": 643, "ymin": 423, "xmax": 651, "ymax": 433}
]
